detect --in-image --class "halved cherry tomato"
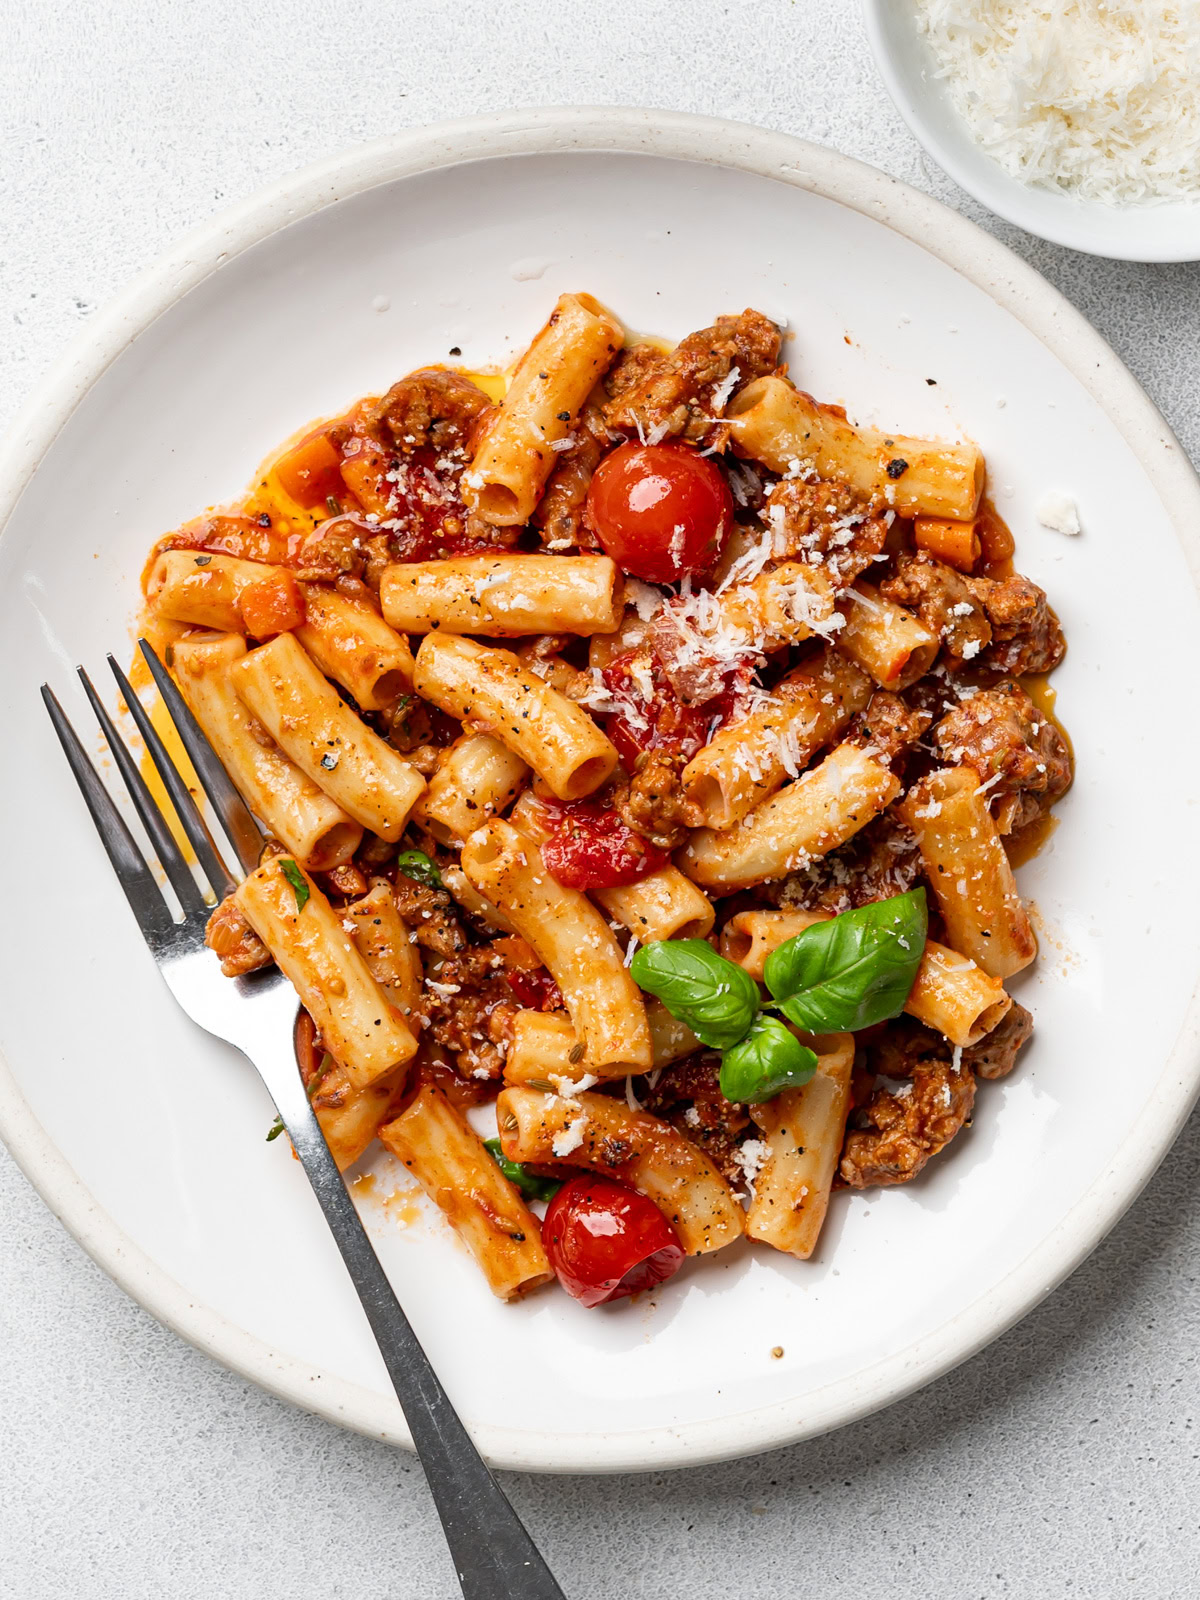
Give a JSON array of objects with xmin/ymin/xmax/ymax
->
[
  {"xmin": 237, "ymin": 572, "xmax": 306, "ymax": 638},
  {"xmin": 542, "ymin": 1174, "xmax": 685, "ymax": 1307},
  {"xmin": 538, "ymin": 796, "xmax": 670, "ymax": 891},
  {"xmin": 586, "ymin": 441, "xmax": 732, "ymax": 582},
  {"xmin": 274, "ymin": 432, "xmax": 346, "ymax": 510}
]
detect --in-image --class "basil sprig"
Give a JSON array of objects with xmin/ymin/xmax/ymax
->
[
  {"xmin": 279, "ymin": 858, "xmax": 310, "ymax": 912},
  {"xmin": 763, "ymin": 889, "xmax": 927, "ymax": 1034},
  {"xmin": 630, "ymin": 890, "xmax": 927, "ymax": 1106},
  {"xmin": 629, "ymin": 939, "xmax": 759, "ymax": 1050},
  {"xmin": 395, "ymin": 849, "xmax": 443, "ymax": 890},
  {"xmin": 718, "ymin": 1015, "xmax": 818, "ymax": 1104},
  {"xmin": 484, "ymin": 1139, "xmax": 563, "ymax": 1202}
]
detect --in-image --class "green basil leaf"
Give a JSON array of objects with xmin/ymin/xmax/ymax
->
[
  {"xmin": 484, "ymin": 1139, "xmax": 563, "ymax": 1202},
  {"xmin": 764, "ymin": 888, "xmax": 927, "ymax": 1033},
  {"xmin": 279, "ymin": 858, "xmax": 310, "ymax": 912},
  {"xmin": 395, "ymin": 849, "xmax": 442, "ymax": 890},
  {"xmin": 718, "ymin": 1015, "xmax": 819, "ymax": 1105},
  {"xmin": 630, "ymin": 938, "xmax": 760, "ymax": 1050}
]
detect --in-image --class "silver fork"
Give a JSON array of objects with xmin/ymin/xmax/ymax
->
[{"xmin": 41, "ymin": 641, "xmax": 568, "ymax": 1600}]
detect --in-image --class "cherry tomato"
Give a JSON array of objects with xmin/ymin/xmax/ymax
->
[
  {"xmin": 587, "ymin": 442, "xmax": 733, "ymax": 582},
  {"xmin": 599, "ymin": 650, "xmax": 714, "ymax": 771},
  {"xmin": 504, "ymin": 967, "xmax": 564, "ymax": 1012},
  {"xmin": 542, "ymin": 1175, "xmax": 685, "ymax": 1307},
  {"xmin": 538, "ymin": 796, "xmax": 670, "ymax": 891}
]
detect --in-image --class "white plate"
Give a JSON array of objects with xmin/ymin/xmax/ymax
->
[
  {"xmin": 3, "ymin": 108, "xmax": 1200, "ymax": 1475},
  {"xmin": 863, "ymin": 0, "xmax": 1200, "ymax": 262}
]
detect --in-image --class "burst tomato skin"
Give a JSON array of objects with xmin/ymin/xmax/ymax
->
[
  {"xmin": 599, "ymin": 651, "xmax": 713, "ymax": 771},
  {"xmin": 538, "ymin": 796, "xmax": 670, "ymax": 890},
  {"xmin": 587, "ymin": 442, "xmax": 733, "ymax": 582},
  {"xmin": 542, "ymin": 1175, "xmax": 685, "ymax": 1307}
]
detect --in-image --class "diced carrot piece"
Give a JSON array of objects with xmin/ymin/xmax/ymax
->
[
  {"xmin": 338, "ymin": 439, "xmax": 393, "ymax": 517},
  {"xmin": 274, "ymin": 433, "xmax": 344, "ymax": 509},
  {"xmin": 914, "ymin": 515, "xmax": 981, "ymax": 573},
  {"xmin": 238, "ymin": 573, "xmax": 306, "ymax": 638}
]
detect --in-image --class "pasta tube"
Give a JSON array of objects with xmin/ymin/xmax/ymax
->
[
  {"xmin": 414, "ymin": 634, "xmax": 617, "ymax": 802},
  {"xmin": 835, "ymin": 583, "xmax": 939, "ymax": 689},
  {"xmin": 413, "ymin": 733, "xmax": 529, "ymax": 845},
  {"xmin": 681, "ymin": 652, "xmax": 873, "ymax": 829},
  {"xmin": 380, "ymin": 554, "xmax": 622, "ymax": 637},
  {"xmin": 464, "ymin": 293, "xmax": 623, "ymax": 525},
  {"xmin": 380, "ymin": 1083, "xmax": 553, "ymax": 1300},
  {"xmin": 502, "ymin": 1001, "xmax": 700, "ymax": 1089},
  {"xmin": 231, "ymin": 633, "xmax": 425, "ymax": 841},
  {"xmin": 727, "ymin": 376, "xmax": 985, "ymax": 519},
  {"xmin": 295, "ymin": 585, "xmax": 415, "ymax": 711},
  {"xmin": 147, "ymin": 550, "xmax": 287, "ymax": 633},
  {"xmin": 899, "ymin": 766, "xmax": 1036, "ymax": 980},
  {"xmin": 170, "ymin": 633, "xmax": 361, "ymax": 870},
  {"xmin": 678, "ymin": 744, "xmax": 900, "ymax": 892},
  {"xmin": 460, "ymin": 820, "xmax": 652, "ymax": 1071},
  {"xmin": 497, "ymin": 1087, "xmax": 744, "ymax": 1255},
  {"xmin": 234, "ymin": 857, "xmax": 417, "ymax": 1088},
  {"xmin": 745, "ymin": 1032, "xmax": 855, "ymax": 1258}
]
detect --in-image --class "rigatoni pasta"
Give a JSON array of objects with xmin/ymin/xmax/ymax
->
[{"xmin": 139, "ymin": 290, "xmax": 1065, "ymax": 1312}]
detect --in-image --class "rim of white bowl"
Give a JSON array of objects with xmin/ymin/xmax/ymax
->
[
  {"xmin": 861, "ymin": 0, "xmax": 1200, "ymax": 263},
  {"xmin": 3, "ymin": 106, "xmax": 1200, "ymax": 1474}
]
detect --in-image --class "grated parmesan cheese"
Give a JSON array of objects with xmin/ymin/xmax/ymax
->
[
  {"xmin": 916, "ymin": 1, "xmax": 1200, "ymax": 203},
  {"xmin": 1036, "ymin": 490, "xmax": 1082, "ymax": 535}
]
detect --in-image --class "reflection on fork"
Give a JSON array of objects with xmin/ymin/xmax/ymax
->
[{"xmin": 40, "ymin": 641, "xmax": 568, "ymax": 1600}]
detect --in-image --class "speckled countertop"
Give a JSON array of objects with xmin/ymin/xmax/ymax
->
[{"xmin": 4, "ymin": 3, "xmax": 1200, "ymax": 1596}]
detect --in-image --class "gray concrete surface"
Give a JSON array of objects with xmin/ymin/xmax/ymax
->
[{"xmin": 4, "ymin": 2, "xmax": 1199, "ymax": 1595}]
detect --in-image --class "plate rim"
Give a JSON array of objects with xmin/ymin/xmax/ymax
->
[{"xmin": 4, "ymin": 104, "xmax": 1200, "ymax": 1474}]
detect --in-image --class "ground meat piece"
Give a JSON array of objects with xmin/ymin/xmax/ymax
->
[
  {"xmin": 205, "ymin": 894, "xmax": 272, "ymax": 978},
  {"xmin": 845, "ymin": 691, "xmax": 933, "ymax": 771},
  {"xmin": 933, "ymin": 679, "xmax": 1072, "ymax": 832},
  {"xmin": 321, "ymin": 861, "xmax": 370, "ymax": 899},
  {"xmin": 372, "ymin": 368, "xmax": 492, "ymax": 457},
  {"xmin": 839, "ymin": 1056, "xmax": 976, "ymax": 1187},
  {"xmin": 967, "ymin": 571, "xmax": 1066, "ymax": 675},
  {"xmin": 880, "ymin": 550, "xmax": 992, "ymax": 662},
  {"xmin": 639, "ymin": 1058, "xmax": 751, "ymax": 1184},
  {"xmin": 762, "ymin": 478, "xmax": 890, "ymax": 586},
  {"xmin": 535, "ymin": 405, "xmax": 609, "ymax": 550},
  {"xmin": 614, "ymin": 751, "xmax": 692, "ymax": 850},
  {"xmin": 421, "ymin": 943, "xmax": 520, "ymax": 1083},
  {"xmin": 966, "ymin": 1002, "xmax": 1033, "ymax": 1080},
  {"xmin": 777, "ymin": 812, "xmax": 922, "ymax": 915},
  {"xmin": 390, "ymin": 876, "xmax": 466, "ymax": 958},
  {"xmin": 602, "ymin": 310, "xmax": 781, "ymax": 445},
  {"xmin": 291, "ymin": 515, "xmax": 368, "ymax": 582}
]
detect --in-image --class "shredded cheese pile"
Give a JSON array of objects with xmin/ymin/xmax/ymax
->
[{"xmin": 915, "ymin": 0, "xmax": 1200, "ymax": 202}]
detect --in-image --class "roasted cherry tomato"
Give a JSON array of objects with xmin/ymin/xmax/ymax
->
[
  {"xmin": 586, "ymin": 441, "xmax": 733, "ymax": 582},
  {"xmin": 538, "ymin": 796, "xmax": 670, "ymax": 891},
  {"xmin": 542, "ymin": 1175, "xmax": 685, "ymax": 1307},
  {"xmin": 599, "ymin": 650, "xmax": 714, "ymax": 771}
]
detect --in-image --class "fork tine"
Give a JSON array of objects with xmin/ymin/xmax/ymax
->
[
  {"xmin": 77, "ymin": 666, "xmax": 209, "ymax": 918},
  {"xmin": 106, "ymin": 654, "xmax": 238, "ymax": 901},
  {"xmin": 137, "ymin": 638, "xmax": 264, "ymax": 875},
  {"xmin": 41, "ymin": 686, "xmax": 175, "ymax": 941}
]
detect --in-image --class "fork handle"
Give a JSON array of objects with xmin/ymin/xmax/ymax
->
[{"xmin": 265, "ymin": 1051, "xmax": 568, "ymax": 1600}]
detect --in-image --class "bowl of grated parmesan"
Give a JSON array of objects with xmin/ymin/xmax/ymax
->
[{"xmin": 864, "ymin": 0, "xmax": 1200, "ymax": 259}]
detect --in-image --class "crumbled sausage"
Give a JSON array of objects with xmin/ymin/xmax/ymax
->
[
  {"xmin": 614, "ymin": 751, "xmax": 692, "ymax": 850},
  {"xmin": 372, "ymin": 368, "xmax": 492, "ymax": 456},
  {"xmin": 762, "ymin": 477, "xmax": 890, "ymax": 586},
  {"xmin": 880, "ymin": 550, "xmax": 991, "ymax": 662},
  {"xmin": 777, "ymin": 813, "xmax": 922, "ymax": 916},
  {"xmin": 839, "ymin": 1056, "xmax": 976, "ymax": 1188},
  {"xmin": 845, "ymin": 691, "xmax": 933, "ymax": 772},
  {"xmin": 602, "ymin": 310, "xmax": 781, "ymax": 444},
  {"xmin": 205, "ymin": 895, "xmax": 272, "ymax": 978},
  {"xmin": 535, "ymin": 405, "xmax": 609, "ymax": 550},
  {"xmin": 967, "ymin": 571, "xmax": 1066, "ymax": 675},
  {"xmin": 292, "ymin": 515, "xmax": 367, "ymax": 582},
  {"xmin": 966, "ymin": 1002, "xmax": 1033, "ymax": 1080},
  {"xmin": 933, "ymin": 679, "xmax": 1072, "ymax": 832},
  {"xmin": 867, "ymin": 1004, "xmax": 1033, "ymax": 1081}
]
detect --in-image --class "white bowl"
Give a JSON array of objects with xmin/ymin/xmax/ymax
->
[
  {"xmin": 4, "ymin": 108, "xmax": 1200, "ymax": 1473},
  {"xmin": 863, "ymin": 0, "xmax": 1200, "ymax": 261}
]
